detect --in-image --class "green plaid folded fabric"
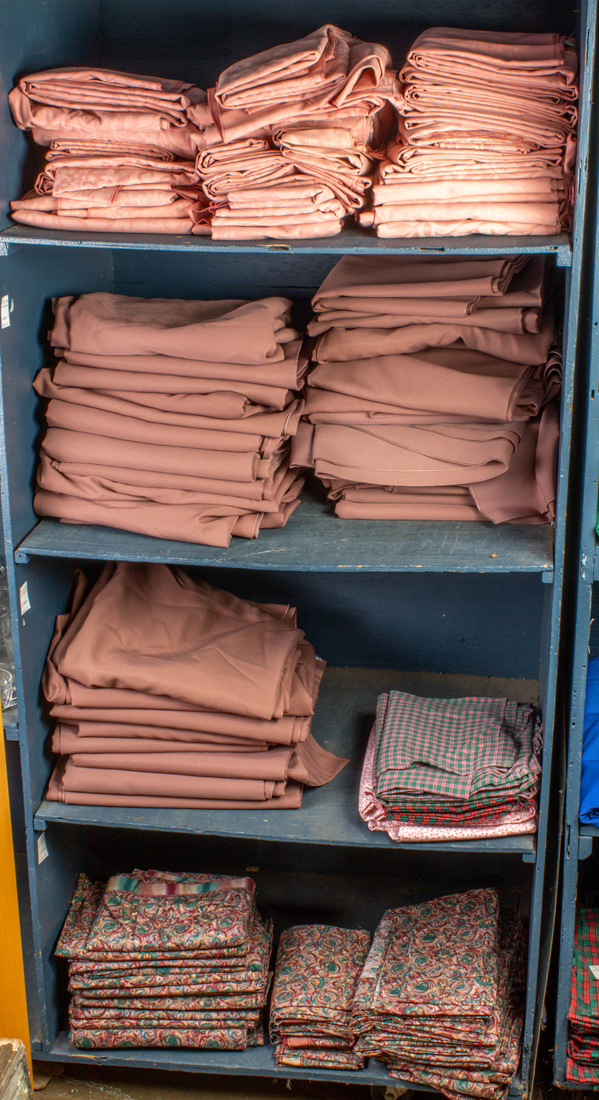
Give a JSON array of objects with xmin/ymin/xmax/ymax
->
[{"xmin": 373, "ymin": 691, "xmax": 542, "ymax": 822}]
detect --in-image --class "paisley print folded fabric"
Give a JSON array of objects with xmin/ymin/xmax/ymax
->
[
  {"xmin": 270, "ymin": 924, "xmax": 370, "ymax": 1068},
  {"xmin": 353, "ymin": 888, "xmax": 526, "ymax": 1099},
  {"xmin": 58, "ymin": 870, "xmax": 272, "ymax": 1050}
]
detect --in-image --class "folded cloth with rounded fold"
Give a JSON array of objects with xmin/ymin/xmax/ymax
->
[
  {"xmin": 312, "ymin": 254, "xmax": 528, "ymax": 304},
  {"xmin": 305, "ymin": 347, "xmax": 557, "ymax": 423},
  {"xmin": 53, "ymin": 728, "xmax": 269, "ymax": 754},
  {"xmin": 51, "ymin": 292, "xmax": 297, "ymax": 363},
  {"xmin": 56, "ymin": 336, "xmax": 307, "ymax": 388},
  {"xmin": 304, "ymin": 421, "xmax": 522, "ymax": 486},
  {"xmin": 314, "ymin": 316, "xmax": 555, "ymax": 366},
  {"xmin": 35, "ymin": 157, "xmax": 198, "ymax": 195},
  {"xmin": 52, "ymin": 361, "xmax": 296, "ymax": 410},
  {"xmin": 65, "ymin": 732, "xmax": 345, "ymax": 786},
  {"xmin": 46, "ymin": 774, "xmax": 305, "ymax": 808},
  {"xmin": 49, "ymin": 708, "xmax": 311, "ymax": 746}
]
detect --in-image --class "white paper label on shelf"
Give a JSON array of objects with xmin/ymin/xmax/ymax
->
[
  {"xmin": 19, "ymin": 581, "xmax": 31, "ymax": 615},
  {"xmin": 37, "ymin": 833, "xmax": 48, "ymax": 864},
  {"xmin": 1, "ymin": 295, "xmax": 10, "ymax": 329}
]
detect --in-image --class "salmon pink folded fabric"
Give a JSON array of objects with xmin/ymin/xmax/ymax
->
[
  {"xmin": 46, "ymin": 768, "xmax": 304, "ymax": 808},
  {"xmin": 42, "ymin": 565, "xmax": 345, "ymax": 811},
  {"xmin": 52, "ymin": 728, "xmax": 269, "ymax": 754},
  {"xmin": 299, "ymin": 253, "xmax": 560, "ymax": 523},
  {"xmin": 51, "ymin": 293, "xmax": 296, "ymax": 362},
  {"xmin": 364, "ymin": 27, "xmax": 577, "ymax": 237},
  {"xmin": 8, "ymin": 67, "xmax": 210, "ymax": 233},
  {"xmin": 185, "ymin": 25, "xmax": 402, "ymax": 236},
  {"xmin": 315, "ymin": 316, "xmax": 555, "ymax": 365}
]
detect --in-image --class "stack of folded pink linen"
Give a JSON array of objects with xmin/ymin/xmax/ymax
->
[
  {"xmin": 295, "ymin": 254, "xmax": 561, "ymax": 523},
  {"xmin": 188, "ymin": 25, "xmax": 403, "ymax": 239},
  {"xmin": 8, "ymin": 68, "xmax": 207, "ymax": 233},
  {"xmin": 359, "ymin": 28, "xmax": 578, "ymax": 237},
  {"xmin": 44, "ymin": 562, "xmax": 347, "ymax": 810},
  {"xmin": 33, "ymin": 291, "xmax": 308, "ymax": 546}
]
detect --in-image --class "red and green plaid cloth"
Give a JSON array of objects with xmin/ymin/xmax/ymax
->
[
  {"xmin": 373, "ymin": 691, "xmax": 542, "ymax": 825},
  {"xmin": 566, "ymin": 907, "xmax": 599, "ymax": 1083}
]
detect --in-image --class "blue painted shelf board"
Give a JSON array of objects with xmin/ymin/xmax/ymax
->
[
  {"xmin": 34, "ymin": 667, "xmax": 537, "ymax": 858},
  {"xmin": 16, "ymin": 505, "xmax": 555, "ymax": 575},
  {"xmin": 38, "ymin": 1032, "xmax": 523, "ymax": 1096},
  {"xmin": 579, "ymin": 824, "xmax": 599, "ymax": 837},
  {"xmin": 0, "ymin": 225, "xmax": 573, "ymax": 265}
]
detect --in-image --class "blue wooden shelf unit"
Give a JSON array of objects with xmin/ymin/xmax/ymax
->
[{"xmin": 0, "ymin": 0, "xmax": 595, "ymax": 1094}]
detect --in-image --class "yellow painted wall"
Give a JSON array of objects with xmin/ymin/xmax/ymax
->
[{"xmin": 0, "ymin": 713, "xmax": 31, "ymax": 1072}]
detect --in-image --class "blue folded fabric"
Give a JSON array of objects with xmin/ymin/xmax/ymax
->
[{"xmin": 579, "ymin": 658, "xmax": 599, "ymax": 824}]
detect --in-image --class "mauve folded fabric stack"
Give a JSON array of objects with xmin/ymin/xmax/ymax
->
[
  {"xmin": 353, "ymin": 888, "xmax": 527, "ymax": 1099},
  {"xmin": 359, "ymin": 690, "xmax": 543, "ymax": 843},
  {"xmin": 33, "ymin": 291, "xmax": 308, "ymax": 546},
  {"xmin": 44, "ymin": 562, "xmax": 346, "ymax": 809},
  {"xmin": 270, "ymin": 924, "xmax": 371, "ymax": 1069},
  {"xmin": 296, "ymin": 254, "xmax": 561, "ymax": 523},
  {"xmin": 361, "ymin": 28, "xmax": 578, "ymax": 237},
  {"xmin": 188, "ymin": 25, "xmax": 403, "ymax": 238},
  {"xmin": 8, "ymin": 68, "xmax": 206, "ymax": 233},
  {"xmin": 57, "ymin": 870, "xmax": 272, "ymax": 1049}
]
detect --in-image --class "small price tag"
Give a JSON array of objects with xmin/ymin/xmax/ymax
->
[
  {"xmin": 589, "ymin": 965, "xmax": 599, "ymax": 979},
  {"xmin": 37, "ymin": 834, "xmax": 49, "ymax": 864},
  {"xmin": 1, "ymin": 295, "xmax": 10, "ymax": 329},
  {"xmin": 19, "ymin": 581, "xmax": 31, "ymax": 615}
]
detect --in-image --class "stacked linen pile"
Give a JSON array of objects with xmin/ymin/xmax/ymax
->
[
  {"xmin": 359, "ymin": 690, "xmax": 542, "ymax": 843},
  {"xmin": 57, "ymin": 870, "xmax": 272, "ymax": 1049},
  {"xmin": 8, "ymin": 68, "xmax": 206, "ymax": 233},
  {"xmin": 44, "ymin": 562, "xmax": 347, "ymax": 809},
  {"xmin": 566, "ymin": 907, "xmax": 599, "ymax": 1084},
  {"xmin": 353, "ymin": 888, "xmax": 527, "ymax": 1099},
  {"xmin": 188, "ymin": 25, "xmax": 403, "ymax": 239},
  {"xmin": 33, "ymin": 291, "xmax": 307, "ymax": 546},
  {"xmin": 298, "ymin": 254, "xmax": 561, "ymax": 524},
  {"xmin": 269, "ymin": 925, "xmax": 371, "ymax": 1069},
  {"xmin": 362, "ymin": 28, "xmax": 577, "ymax": 237}
]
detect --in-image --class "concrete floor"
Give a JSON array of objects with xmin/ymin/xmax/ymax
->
[{"xmin": 32, "ymin": 1064, "xmax": 384, "ymax": 1100}]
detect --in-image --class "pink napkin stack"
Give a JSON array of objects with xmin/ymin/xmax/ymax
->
[
  {"xmin": 8, "ymin": 68, "xmax": 206, "ymax": 233},
  {"xmin": 187, "ymin": 25, "xmax": 403, "ymax": 239},
  {"xmin": 360, "ymin": 28, "xmax": 578, "ymax": 237}
]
